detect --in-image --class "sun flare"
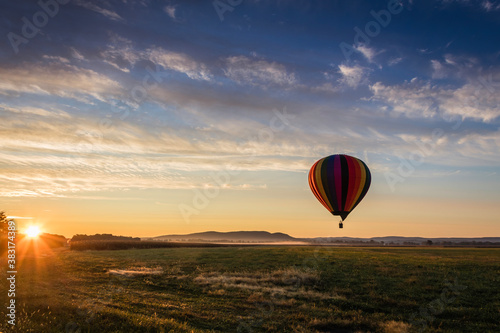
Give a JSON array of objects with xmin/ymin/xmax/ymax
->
[{"xmin": 26, "ymin": 225, "xmax": 42, "ymax": 238}]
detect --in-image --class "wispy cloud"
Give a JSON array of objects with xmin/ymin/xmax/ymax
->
[
  {"xmin": 164, "ymin": 5, "xmax": 177, "ymax": 19},
  {"xmin": 430, "ymin": 55, "xmax": 479, "ymax": 79},
  {"xmin": 431, "ymin": 59, "xmax": 447, "ymax": 79},
  {"xmin": 388, "ymin": 57, "xmax": 403, "ymax": 66},
  {"xmin": 100, "ymin": 34, "xmax": 140, "ymax": 73},
  {"xmin": 75, "ymin": 0, "xmax": 123, "ymax": 21},
  {"xmin": 0, "ymin": 105, "xmax": 71, "ymax": 119},
  {"xmin": 482, "ymin": 0, "xmax": 500, "ymax": 11},
  {"xmin": 354, "ymin": 45, "xmax": 382, "ymax": 63},
  {"xmin": 0, "ymin": 63, "xmax": 122, "ymax": 101},
  {"xmin": 338, "ymin": 64, "xmax": 369, "ymax": 88},
  {"xmin": 224, "ymin": 56, "xmax": 297, "ymax": 88},
  {"xmin": 311, "ymin": 82, "xmax": 340, "ymax": 94},
  {"xmin": 370, "ymin": 76, "xmax": 500, "ymax": 122},
  {"xmin": 147, "ymin": 47, "xmax": 213, "ymax": 81},
  {"xmin": 0, "ymin": 101, "xmax": 313, "ymax": 198}
]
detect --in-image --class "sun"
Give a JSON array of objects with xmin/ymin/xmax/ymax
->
[{"xmin": 26, "ymin": 225, "xmax": 42, "ymax": 238}]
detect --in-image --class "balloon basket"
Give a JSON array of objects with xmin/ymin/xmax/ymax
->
[{"xmin": 339, "ymin": 222, "xmax": 343, "ymax": 229}]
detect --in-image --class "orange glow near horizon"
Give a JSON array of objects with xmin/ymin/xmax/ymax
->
[{"xmin": 3, "ymin": 180, "xmax": 499, "ymax": 239}]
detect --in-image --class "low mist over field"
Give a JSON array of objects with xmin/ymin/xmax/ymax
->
[{"xmin": 146, "ymin": 231, "xmax": 500, "ymax": 245}]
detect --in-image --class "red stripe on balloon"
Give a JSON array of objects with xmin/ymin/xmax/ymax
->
[{"xmin": 344, "ymin": 156, "xmax": 356, "ymax": 210}]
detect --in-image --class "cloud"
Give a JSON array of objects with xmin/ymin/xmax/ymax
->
[
  {"xmin": 417, "ymin": 48, "xmax": 432, "ymax": 54},
  {"xmin": 75, "ymin": 0, "xmax": 124, "ymax": 21},
  {"xmin": 95, "ymin": 34, "xmax": 212, "ymax": 80},
  {"xmin": 354, "ymin": 45, "xmax": 381, "ymax": 63},
  {"xmin": 0, "ymin": 105, "xmax": 71, "ymax": 119},
  {"xmin": 1, "ymin": 72, "xmax": 498, "ymax": 200},
  {"xmin": 42, "ymin": 55, "xmax": 70, "ymax": 64},
  {"xmin": 164, "ymin": 5, "xmax": 177, "ymax": 19},
  {"xmin": 388, "ymin": 57, "xmax": 403, "ymax": 66},
  {"xmin": 482, "ymin": 0, "xmax": 500, "ymax": 11},
  {"xmin": 0, "ymin": 63, "xmax": 122, "ymax": 101},
  {"xmin": 430, "ymin": 55, "xmax": 479, "ymax": 79},
  {"xmin": 311, "ymin": 82, "xmax": 340, "ymax": 94},
  {"xmin": 369, "ymin": 80, "xmax": 441, "ymax": 119},
  {"xmin": 95, "ymin": 35, "xmax": 214, "ymax": 80},
  {"xmin": 224, "ymin": 56, "xmax": 297, "ymax": 87},
  {"xmin": 0, "ymin": 134, "xmax": 307, "ymax": 197},
  {"xmin": 431, "ymin": 59, "xmax": 446, "ymax": 79},
  {"xmin": 438, "ymin": 0, "xmax": 500, "ymax": 11},
  {"xmin": 370, "ymin": 77, "xmax": 500, "ymax": 122},
  {"xmin": 0, "ymin": 101, "xmax": 314, "ymax": 198},
  {"xmin": 337, "ymin": 64, "xmax": 369, "ymax": 88},
  {"xmin": 97, "ymin": 35, "xmax": 303, "ymax": 89},
  {"xmin": 455, "ymin": 129, "xmax": 500, "ymax": 162},
  {"xmin": 146, "ymin": 48, "xmax": 213, "ymax": 81},
  {"xmin": 100, "ymin": 34, "xmax": 140, "ymax": 72},
  {"xmin": 71, "ymin": 48, "xmax": 85, "ymax": 61},
  {"xmin": 443, "ymin": 54, "xmax": 457, "ymax": 65}
]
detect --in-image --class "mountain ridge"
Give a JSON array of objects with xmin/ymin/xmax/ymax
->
[
  {"xmin": 148, "ymin": 231, "xmax": 295, "ymax": 242},
  {"xmin": 144, "ymin": 231, "xmax": 500, "ymax": 244}
]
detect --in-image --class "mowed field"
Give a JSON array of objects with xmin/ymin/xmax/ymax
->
[{"xmin": 1, "ymin": 246, "xmax": 499, "ymax": 332}]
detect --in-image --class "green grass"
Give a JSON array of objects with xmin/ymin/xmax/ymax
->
[{"xmin": 1, "ymin": 247, "xmax": 499, "ymax": 332}]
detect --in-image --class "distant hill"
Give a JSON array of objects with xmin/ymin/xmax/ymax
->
[
  {"xmin": 71, "ymin": 234, "xmax": 141, "ymax": 242},
  {"xmin": 147, "ymin": 231, "xmax": 296, "ymax": 243},
  {"xmin": 145, "ymin": 231, "xmax": 500, "ymax": 245}
]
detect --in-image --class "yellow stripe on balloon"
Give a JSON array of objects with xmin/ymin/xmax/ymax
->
[{"xmin": 309, "ymin": 165, "xmax": 330, "ymax": 211}]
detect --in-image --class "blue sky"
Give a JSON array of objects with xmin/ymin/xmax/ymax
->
[{"xmin": 0, "ymin": 0, "xmax": 499, "ymax": 237}]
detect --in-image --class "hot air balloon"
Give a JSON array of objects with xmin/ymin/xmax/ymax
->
[{"xmin": 308, "ymin": 154, "xmax": 371, "ymax": 228}]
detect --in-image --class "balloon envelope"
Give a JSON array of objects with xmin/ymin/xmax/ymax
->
[{"xmin": 308, "ymin": 154, "xmax": 371, "ymax": 221}]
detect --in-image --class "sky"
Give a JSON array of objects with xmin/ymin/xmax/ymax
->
[{"xmin": 0, "ymin": 0, "xmax": 499, "ymax": 239}]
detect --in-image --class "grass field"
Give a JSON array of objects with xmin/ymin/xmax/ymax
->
[{"xmin": 1, "ymin": 246, "xmax": 499, "ymax": 332}]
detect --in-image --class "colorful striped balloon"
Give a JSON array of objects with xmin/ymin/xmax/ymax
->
[{"xmin": 308, "ymin": 154, "xmax": 371, "ymax": 222}]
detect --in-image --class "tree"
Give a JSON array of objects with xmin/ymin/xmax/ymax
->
[{"xmin": 0, "ymin": 211, "xmax": 8, "ymax": 235}]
